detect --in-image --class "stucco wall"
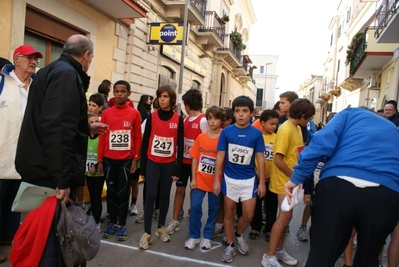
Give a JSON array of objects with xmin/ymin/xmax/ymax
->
[{"xmin": 0, "ymin": 0, "xmax": 13, "ymax": 59}]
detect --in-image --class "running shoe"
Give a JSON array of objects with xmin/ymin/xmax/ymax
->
[
  {"xmin": 165, "ymin": 220, "xmax": 180, "ymax": 235},
  {"xmin": 234, "ymin": 234, "xmax": 249, "ymax": 255},
  {"xmin": 296, "ymin": 226, "xmax": 308, "ymax": 242},
  {"xmin": 184, "ymin": 238, "xmax": 200, "ymax": 250},
  {"xmin": 139, "ymin": 232, "xmax": 152, "ymax": 250},
  {"xmin": 103, "ymin": 223, "xmax": 117, "ymax": 239},
  {"xmin": 100, "ymin": 214, "xmax": 110, "ymax": 223},
  {"xmin": 213, "ymin": 227, "xmax": 224, "ymax": 238},
  {"xmin": 276, "ymin": 249, "xmax": 297, "ymax": 266},
  {"xmin": 116, "ymin": 226, "xmax": 127, "ymax": 241},
  {"xmin": 261, "ymin": 254, "xmax": 283, "ymax": 267},
  {"xmin": 200, "ymin": 238, "xmax": 212, "ymax": 250},
  {"xmin": 156, "ymin": 226, "xmax": 170, "ymax": 242},
  {"xmin": 249, "ymin": 230, "xmax": 260, "ymax": 240},
  {"xmin": 221, "ymin": 244, "xmax": 236, "ymax": 263},
  {"xmin": 129, "ymin": 204, "xmax": 138, "ymax": 216},
  {"xmin": 135, "ymin": 211, "xmax": 144, "ymax": 223}
]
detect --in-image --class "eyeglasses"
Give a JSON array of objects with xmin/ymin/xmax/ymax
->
[{"xmin": 18, "ymin": 55, "xmax": 40, "ymax": 64}]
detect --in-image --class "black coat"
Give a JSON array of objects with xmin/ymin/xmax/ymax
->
[{"xmin": 16, "ymin": 52, "xmax": 89, "ymax": 189}]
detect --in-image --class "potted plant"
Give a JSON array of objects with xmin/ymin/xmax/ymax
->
[
  {"xmin": 230, "ymin": 31, "xmax": 241, "ymax": 44},
  {"xmin": 221, "ymin": 14, "xmax": 229, "ymax": 24}
]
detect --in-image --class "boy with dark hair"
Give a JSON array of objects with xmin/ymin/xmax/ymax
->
[
  {"xmin": 184, "ymin": 106, "xmax": 226, "ymax": 250},
  {"xmin": 165, "ymin": 88, "xmax": 209, "ymax": 235},
  {"xmin": 213, "ymin": 95, "xmax": 266, "ymax": 263},
  {"xmin": 262, "ymin": 98, "xmax": 315, "ymax": 267},
  {"xmin": 249, "ymin": 110, "xmax": 279, "ymax": 240},
  {"xmin": 97, "ymin": 80, "xmax": 142, "ymax": 241}
]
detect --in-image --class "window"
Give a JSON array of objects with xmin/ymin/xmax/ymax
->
[
  {"xmin": 159, "ymin": 66, "xmax": 177, "ymax": 89},
  {"xmin": 24, "ymin": 33, "xmax": 63, "ymax": 68},
  {"xmin": 260, "ymin": 66, "xmax": 264, "ymax": 74},
  {"xmin": 256, "ymin": 88, "xmax": 263, "ymax": 107},
  {"xmin": 192, "ymin": 80, "xmax": 201, "ymax": 89}
]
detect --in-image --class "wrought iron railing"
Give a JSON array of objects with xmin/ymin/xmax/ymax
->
[
  {"xmin": 216, "ymin": 34, "xmax": 242, "ymax": 65},
  {"xmin": 375, "ymin": 0, "xmax": 399, "ymax": 38},
  {"xmin": 198, "ymin": 11, "xmax": 225, "ymax": 43},
  {"xmin": 190, "ymin": 0, "xmax": 207, "ymax": 20}
]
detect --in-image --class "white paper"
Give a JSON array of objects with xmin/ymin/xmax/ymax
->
[
  {"xmin": 12, "ymin": 182, "xmax": 58, "ymax": 212},
  {"xmin": 281, "ymin": 184, "xmax": 304, "ymax": 212}
]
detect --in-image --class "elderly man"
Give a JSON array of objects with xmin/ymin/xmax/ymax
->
[
  {"xmin": 384, "ymin": 101, "xmax": 399, "ymax": 127},
  {"xmin": 0, "ymin": 46, "xmax": 43, "ymax": 264},
  {"xmin": 15, "ymin": 35, "xmax": 107, "ymax": 266},
  {"xmin": 284, "ymin": 108, "xmax": 399, "ymax": 267}
]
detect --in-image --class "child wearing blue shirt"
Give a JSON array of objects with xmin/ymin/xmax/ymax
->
[{"xmin": 213, "ymin": 96, "xmax": 266, "ymax": 263}]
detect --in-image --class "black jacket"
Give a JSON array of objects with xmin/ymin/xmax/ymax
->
[{"xmin": 16, "ymin": 53, "xmax": 90, "ymax": 189}]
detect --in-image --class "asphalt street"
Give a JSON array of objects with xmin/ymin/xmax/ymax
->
[{"xmin": 0, "ymin": 183, "xmax": 390, "ymax": 267}]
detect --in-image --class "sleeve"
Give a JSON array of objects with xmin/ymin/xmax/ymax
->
[
  {"xmin": 217, "ymin": 129, "xmax": 227, "ymax": 151},
  {"xmin": 132, "ymin": 109, "xmax": 142, "ymax": 160},
  {"xmin": 140, "ymin": 114, "xmax": 151, "ymax": 176},
  {"xmin": 173, "ymin": 115, "xmax": 184, "ymax": 177},
  {"xmin": 39, "ymin": 70, "xmax": 81, "ymax": 189},
  {"xmin": 274, "ymin": 125, "xmax": 290, "ymax": 156},
  {"xmin": 189, "ymin": 135, "xmax": 201, "ymax": 160},
  {"xmin": 290, "ymin": 111, "xmax": 346, "ymax": 185},
  {"xmin": 255, "ymin": 130, "xmax": 266, "ymax": 153},
  {"xmin": 97, "ymin": 111, "xmax": 106, "ymax": 162},
  {"xmin": 200, "ymin": 117, "xmax": 210, "ymax": 132}
]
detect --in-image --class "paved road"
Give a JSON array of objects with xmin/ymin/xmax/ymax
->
[{"xmin": 0, "ymin": 183, "xmax": 389, "ymax": 266}]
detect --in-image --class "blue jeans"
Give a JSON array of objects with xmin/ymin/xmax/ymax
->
[
  {"xmin": 189, "ymin": 188, "xmax": 220, "ymax": 240},
  {"xmin": 0, "ymin": 179, "xmax": 21, "ymax": 240}
]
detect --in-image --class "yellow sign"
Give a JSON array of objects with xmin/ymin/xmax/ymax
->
[
  {"xmin": 149, "ymin": 23, "xmax": 187, "ymax": 45},
  {"xmin": 162, "ymin": 46, "xmax": 207, "ymax": 77}
]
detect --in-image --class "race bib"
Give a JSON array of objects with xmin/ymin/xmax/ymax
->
[
  {"xmin": 264, "ymin": 144, "xmax": 273, "ymax": 160},
  {"xmin": 151, "ymin": 135, "xmax": 174, "ymax": 157},
  {"xmin": 228, "ymin": 144, "xmax": 253, "ymax": 165},
  {"xmin": 109, "ymin": 130, "xmax": 131, "ymax": 150},
  {"xmin": 198, "ymin": 155, "xmax": 216, "ymax": 174},
  {"xmin": 86, "ymin": 152, "xmax": 97, "ymax": 172},
  {"xmin": 183, "ymin": 137, "xmax": 194, "ymax": 159}
]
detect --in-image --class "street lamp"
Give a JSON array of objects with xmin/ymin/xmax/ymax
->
[{"xmin": 264, "ymin": 62, "xmax": 273, "ymax": 109}]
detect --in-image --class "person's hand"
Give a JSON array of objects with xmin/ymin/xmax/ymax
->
[
  {"xmin": 56, "ymin": 187, "xmax": 70, "ymax": 202},
  {"xmin": 284, "ymin": 180, "xmax": 298, "ymax": 205},
  {"xmin": 90, "ymin": 122, "xmax": 108, "ymax": 136},
  {"xmin": 304, "ymin": 194, "xmax": 311, "ymax": 205},
  {"xmin": 258, "ymin": 182, "xmax": 266, "ymax": 198},
  {"xmin": 190, "ymin": 180, "xmax": 196, "ymax": 190},
  {"xmin": 171, "ymin": 176, "xmax": 179, "ymax": 182},
  {"xmin": 130, "ymin": 160, "xmax": 137, "ymax": 173},
  {"xmin": 212, "ymin": 180, "xmax": 220, "ymax": 196},
  {"xmin": 97, "ymin": 162, "xmax": 104, "ymax": 176},
  {"xmin": 264, "ymin": 174, "xmax": 271, "ymax": 183},
  {"xmin": 89, "ymin": 165, "xmax": 96, "ymax": 175}
]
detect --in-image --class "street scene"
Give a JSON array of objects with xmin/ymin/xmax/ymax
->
[{"xmin": 1, "ymin": 0, "xmax": 399, "ymax": 266}]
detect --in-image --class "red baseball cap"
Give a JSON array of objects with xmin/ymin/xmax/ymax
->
[{"xmin": 13, "ymin": 45, "xmax": 43, "ymax": 58}]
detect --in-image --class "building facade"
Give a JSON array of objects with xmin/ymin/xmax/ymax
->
[
  {"xmin": 323, "ymin": 0, "xmax": 399, "ymax": 113},
  {"xmin": 1, "ymin": 0, "xmax": 259, "ymax": 111}
]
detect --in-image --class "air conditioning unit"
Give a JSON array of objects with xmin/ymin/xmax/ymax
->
[{"xmin": 367, "ymin": 75, "xmax": 380, "ymax": 90}]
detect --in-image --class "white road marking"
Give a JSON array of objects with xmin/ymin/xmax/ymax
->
[
  {"xmin": 101, "ymin": 240, "xmax": 235, "ymax": 267},
  {"xmin": 200, "ymin": 242, "xmax": 223, "ymax": 253}
]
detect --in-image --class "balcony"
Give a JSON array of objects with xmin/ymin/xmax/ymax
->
[
  {"xmin": 196, "ymin": 11, "xmax": 225, "ymax": 47},
  {"xmin": 375, "ymin": 0, "xmax": 399, "ymax": 43},
  {"xmin": 81, "ymin": 0, "xmax": 147, "ymax": 21},
  {"xmin": 348, "ymin": 28, "xmax": 395, "ymax": 79},
  {"xmin": 164, "ymin": 0, "xmax": 207, "ymax": 26},
  {"xmin": 215, "ymin": 34, "xmax": 242, "ymax": 69}
]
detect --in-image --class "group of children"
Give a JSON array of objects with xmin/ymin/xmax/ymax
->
[{"xmin": 83, "ymin": 81, "xmax": 317, "ymax": 266}]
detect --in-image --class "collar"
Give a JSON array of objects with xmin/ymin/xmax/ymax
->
[{"xmin": 9, "ymin": 70, "xmax": 30, "ymax": 88}]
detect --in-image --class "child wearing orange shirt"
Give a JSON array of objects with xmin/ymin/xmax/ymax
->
[{"xmin": 184, "ymin": 106, "xmax": 226, "ymax": 250}]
